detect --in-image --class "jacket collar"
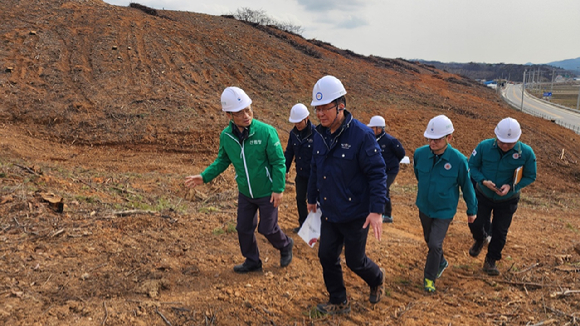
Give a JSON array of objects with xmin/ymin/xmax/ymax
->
[
  {"xmin": 492, "ymin": 138, "xmax": 522, "ymax": 155},
  {"xmin": 227, "ymin": 119, "xmax": 256, "ymax": 142},
  {"xmin": 428, "ymin": 143, "xmax": 454, "ymax": 160},
  {"xmin": 315, "ymin": 110, "xmax": 353, "ymax": 150},
  {"xmin": 291, "ymin": 119, "xmax": 313, "ymax": 141},
  {"xmin": 375, "ymin": 130, "xmax": 386, "ymax": 141},
  {"xmin": 315, "ymin": 109, "xmax": 353, "ymax": 136}
]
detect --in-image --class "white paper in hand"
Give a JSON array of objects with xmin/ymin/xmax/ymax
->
[
  {"xmin": 298, "ymin": 209, "xmax": 322, "ymax": 248},
  {"xmin": 400, "ymin": 156, "xmax": 410, "ymax": 164}
]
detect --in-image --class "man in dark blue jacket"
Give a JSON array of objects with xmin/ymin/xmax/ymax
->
[
  {"xmin": 307, "ymin": 76, "xmax": 387, "ymax": 315},
  {"xmin": 368, "ymin": 115, "xmax": 406, "ymax": 223},
  {"xmin": 284, "ymin": 103, "xmax": 315, "ymax": 232}
]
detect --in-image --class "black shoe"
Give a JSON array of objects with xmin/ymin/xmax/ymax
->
[
  {"xmin": 233, "ymin": 261, "xmax": 262, "ymax": 274},
  {"xmin": 316, "ymin": 300, "xmax": 351, "ymax": 315},
  {"xmin": 280, "ymin": 238, "xmax": 293, "ymax": 267},
  {"xmin": 469, "ymin": 239, "xmax": 485, "ymax": 257},
  {"xmin": 369, "ymin": 267, "xmax": 385, "ymax": 304},
  {"xmin": 483, "ymin": 257, "xmax": 500, "ymax": 276}
]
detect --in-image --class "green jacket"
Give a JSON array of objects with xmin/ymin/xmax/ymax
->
[
  {"xmin": 201, "ymin": 119, "xmax": 286, "ymax": 198},
  {"xmin": 468, "ymin": 138, "xmax": 537, "ymax": 201},
  {"xmin": 414, "ymin": 144, "xmax": 477, "ymax": 219}
]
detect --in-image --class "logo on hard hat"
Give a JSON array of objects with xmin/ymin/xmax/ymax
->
[
  {"xmin": 316, "ymin": 92, "xmax": 323, "ymax": 101},
  {"xmin": 237, "ymin": 97, "xmax": 242, "ymax": 102}
]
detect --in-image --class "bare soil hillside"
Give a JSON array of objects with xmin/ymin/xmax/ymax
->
[{"xmin": 1, "ymin": 1, "xmax": 579, "ymax": 325}]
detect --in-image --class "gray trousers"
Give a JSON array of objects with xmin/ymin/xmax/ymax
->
[
  {"xmin": 419, "ymin": 211, "xmax": 452, "ymax": 281},
  {"xmin": 237, "ymin": 192, "xmax": 291, "ymax": 265}
]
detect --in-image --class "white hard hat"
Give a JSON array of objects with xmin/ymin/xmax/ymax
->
[
  {"xmin": 311, "ymin": 75, "xmax": 347, "ymax": 106},
  {"xmin": 495, "ymin": 117, "xmax": 521, "ymax": 142},
  {"xmin": 424, "ymin": 115, "xmax": 454, "ymax": 139},
  {"xmin": 289, "ymin": 103, "xmax": 310, "ymax": 123},
  {"xmin": 367, "ymin": 116, "xmax": 385, "ymax": 128},
  {"xmin": 221, "ymin": 86, "xmax": 252, "ymax": 112}
]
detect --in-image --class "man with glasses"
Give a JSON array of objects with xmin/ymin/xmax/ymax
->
[
  {"xmin": 414, "ymin": 115, "xmax": 477, "ymax": 293},
  {"xmin": 185, "ymin": 86, "xmax": 293, "ymax": 274},
  {"xmin": 307, "ymin": 76, "xmax": 387, "ymax": 315},
  {"xmin": 367, "ymin": 115, "xmax": 406, "ymax": 223},
  {"xmin": 467, "ymin": 117, "xmax": 536, "ymax": 276}
]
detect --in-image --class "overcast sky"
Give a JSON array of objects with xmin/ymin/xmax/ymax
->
[{"xmin": 104, "ymin": 0, "xmax": 580, "ymax": 65}]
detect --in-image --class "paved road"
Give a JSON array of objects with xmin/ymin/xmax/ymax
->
[{"xmin": 503, "ymin": 84, "xmax": 580, "ymax": 134}]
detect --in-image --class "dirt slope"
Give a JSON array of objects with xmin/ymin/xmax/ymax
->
[{"xmin": 1, "ymin": 1, "xmax": 579, "ymax": 325}]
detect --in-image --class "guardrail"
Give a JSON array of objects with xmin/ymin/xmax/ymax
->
[{"xmin": 501, "ymin": 87, "xmax": 580, "ymax": 134}]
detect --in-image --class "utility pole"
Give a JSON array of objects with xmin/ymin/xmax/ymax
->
[
  {"xmin": 536, "ymin": 67, "xmax": 540, "ymax": 95},
  {"xmin": 550, "ymin": 68, "xmax": 555, "ymax": 98},
  {"xmin": 521, "ymin": 70, "xmax": 526, "ymax": 111},
  {"xmin": 576, "ymin": 85, "xmax": 580, "ymax": 111},
  {"xmin": 530, "ymin": 68, "xmax": 535, "ymax": 94},
  {"xmin": 576, "ymin": 83, "xmax": 580, "ymax": 111}
]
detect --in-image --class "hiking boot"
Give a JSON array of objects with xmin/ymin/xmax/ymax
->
[
  {"xmin": 424, "ymin": 278, "xmax": 436, "ymax": 293},
  {"xmin": 483, "ymin": 257, "xmax": 500, "ymax": 276},
  {"xmin": 233, "ymin": 261, "xmax": 262, "ymax": 274},
  {"xmin": 316, "ymin": 300, "xmax": 351, "ymax": 315},
  {"xmin": 369, "ymin": 267, "xmax": 385, "ymax": 304},
  {"xmin": 469, "ymin": 239, "xmax": 485, "ymax": 257},
  {"xmin": 280, "ymin": 238, "xmax": 293, "ymax": 267},
  {"xmin": 436, "ymin": 258, "xmax": 449, "ymax": 279},
  {"xmin": 382, "ymin": 215, "xmax": 393, "ymax": 223}
]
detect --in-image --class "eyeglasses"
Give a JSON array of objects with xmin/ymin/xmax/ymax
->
[
  {"xmin": 314, "ymin": 104, "xmax": 337, "ymax": 114},
  {"xmin": 427, "ymin": 136, "xmax": 446, "ymax": 143},
  {"xmin": 231, "ymin": 108, "xmax": 252, "ymax": 118}
]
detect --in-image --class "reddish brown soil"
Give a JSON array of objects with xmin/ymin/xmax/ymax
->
[{"xmin": 1, "ymin": 1, "xmax": 579, "ymax": 325}]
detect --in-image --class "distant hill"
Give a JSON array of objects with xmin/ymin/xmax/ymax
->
[
  {"xmin": 416, "ymin": 60, "xmax": 578, "ymax": 82},
  {"xmin": 547, "ymin": 57, "xmax": 580, "ymax": 73}
]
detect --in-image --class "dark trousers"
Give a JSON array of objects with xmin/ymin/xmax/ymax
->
[
  {"xmin": 469, "ymin": 189, "xmax": 519, "ymax": 262},
  {"xmin": 471, "ymin": 179, "xmax": 492, "ymax": 235},
  {"xmin": 237, "ymin": 192, "xmax": 291, "ymax": 265},
  {"xmin": 419, "ymin": 211, "xmax": 452, "ymax": 281},
  {"xmin": 383, "ymin": 172, "xmax": 398, "ymax": 217},
  {"xmin": 318, "ymin": 217, "xmax": 382, "ymax": 304},
  {"xmin": 295, "ymin": 175, "xmax": 309, "ymax": 227}
]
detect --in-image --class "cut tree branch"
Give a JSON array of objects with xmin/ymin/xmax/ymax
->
[{"xmin": 155, "ymin": 306, "xmax": 172, "ymax": 326}]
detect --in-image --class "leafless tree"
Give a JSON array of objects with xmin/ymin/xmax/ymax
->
[{"xmin": 232, "ymin": 7, "xmax": 303, "ymax": 35}]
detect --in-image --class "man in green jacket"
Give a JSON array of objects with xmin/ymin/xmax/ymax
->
[
  {"xmin": 414, "ymin": 115, "xmax": 477, "ymax": 293},
  {"xmin": 467, "ymin": 117, "xmax": 537, "ymax": 276},
  {"xmin": 185, "ymin": 86, "xmax": 293, "ymax": 273}
]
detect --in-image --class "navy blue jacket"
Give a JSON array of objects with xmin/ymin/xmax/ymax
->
[
  {"xmin": 307, "ymin": 110, "xmax": 387, "ymax": 223},
  {"xmin": 284, "ymin": 120, "xmax": 314, "ymax": 179},
  {"xmin": 376, "ymin": 131, "xmax": 405, "ymax": 174}
]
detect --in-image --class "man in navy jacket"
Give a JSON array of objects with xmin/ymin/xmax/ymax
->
[
  {"xmin": 368, "ymin": 115, "xmax": 406, "ymax": 223},
  {"xmin": 284, "ymin": 103, "xmax": 315, "ymax": 232},
  {"xmin": 307, "ymin": 76, "xmax": 387, "ymax": 315}
]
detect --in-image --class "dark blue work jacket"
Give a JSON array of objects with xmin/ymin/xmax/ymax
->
[
  {"xmin": 376, "ymin": 131, "xmax": 406, "ymax": 174},
  {"xmin": 307, "ymin": 110, "xmax": 387, "ymax": 223},
  {"xmin": 284, "ymin": 120, "xmax": 314, "ymax": 179}
]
